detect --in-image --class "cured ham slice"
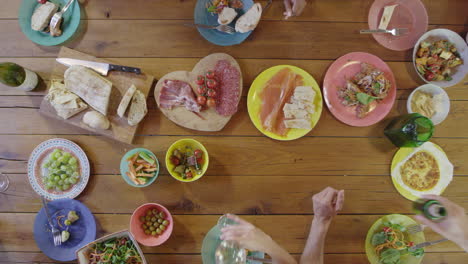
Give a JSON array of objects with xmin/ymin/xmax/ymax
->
[
  {"xmin": 159, "ymin": 80, "xmax": 201, "ymax": 113},
  {"xmin": 259, "ymin": 68, "xmax": 303, "ymax": 136}
]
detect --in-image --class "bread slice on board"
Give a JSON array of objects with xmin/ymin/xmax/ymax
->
[
  {"xmin": 64, "ymin": 65, "xmax": 112, "ymax": 116},
  {"xmin": 235, "ymin": 3, "xmax": 262, "ymax": 33},
  {"xmin": 117, "ymin": 84, "xmax": 137, "ymax": 117},
  {"xmin": 128, "ymin": 90, "xmax": 148, "ymax": 126}
]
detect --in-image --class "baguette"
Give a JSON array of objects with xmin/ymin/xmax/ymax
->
[
  {"xmin": 117, "ymin": 84, "xmax": 137, "ymax": 117},
  {"xmin": 235, "ymin": 3, "xmax": 262, "ymax": 33},
  {"xmin": 127, "ymin": 90, "xmax": 148, "ymax": 126}
]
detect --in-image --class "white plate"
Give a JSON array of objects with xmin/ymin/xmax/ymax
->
[
  {"xmin": 27, "ymin": 138, "xmax": 90, "ymax": 200},
  {"xmin": 412, "ymin": 28, "xmax": 468, "ymax": 88},
  {"xmin": 407, "ymin": 84, "xmax": 450, "ymax": 125}
]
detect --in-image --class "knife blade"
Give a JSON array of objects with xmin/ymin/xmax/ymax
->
[{"xmin": 56, "ymin": 58, "xmax": 141, "ymax": 76}]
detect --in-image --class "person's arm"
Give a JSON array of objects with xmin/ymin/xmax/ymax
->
[
  {"xmin": 300, "ymin": 187, "xmax": 344, "ymax": 264},
  {"xmin": 414, "ymin": 195, "xmax": 468, "ymax": 252},
  {"xmin": 220, "ymin": 214, "xmax": 297, "ymax": 264},
  {"xmin": 283, "ymin": 0, "xmax": 307, "ymax": 19}
]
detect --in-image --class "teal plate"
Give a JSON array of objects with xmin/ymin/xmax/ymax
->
[
  {"xmin": 19, "ymin": 0, "xmax": 81, "ymax": 46},
  {"xmin": 201, "ymin": 225, "xmax": 265, "ymax": 264},
  {"xmin": 120, "ymin": 148, "xmax": 159, "ymax": 188}
]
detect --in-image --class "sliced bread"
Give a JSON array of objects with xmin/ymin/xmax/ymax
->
[
  {"xmin": 117, "ymin": 84, "xmax": 137, "ymax": 117},
  {"xmin": 31, "ymin": 2, "xmax": 58, "ymax": 31},
  {"xmin": 127, "ymin": 90, "xmax": 148, "ymax": 126},
  {"xmin": 235, "ymin": 3, "xmax": 262, "ymax": 33}
]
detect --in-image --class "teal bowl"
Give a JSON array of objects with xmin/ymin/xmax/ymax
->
[
  {"xmin": 18, "ymin": 0, "xmax": 81, "ymax": 46},
  {"xmin": 120, "ymin": 148, "xmax": 159, "ymax": 188}
]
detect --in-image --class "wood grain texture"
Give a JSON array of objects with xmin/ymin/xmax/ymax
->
[
  {"xmin": 2, "ymin": 0, "xmax": 467, "ymax": 24},
  {"xmin": 0, "ymin": 20, "xmax": 465, "ymax": 59},
  {"xmin": 0, "ymin": 135, "xmax": 467, "ymax": 176},
  {"xmin": 1, "ymin": 174, "xmax": 467, "ymax": 214},
  {"xmin": 0, "ymin": 213, "xmax": 464, "ymax": 254}
]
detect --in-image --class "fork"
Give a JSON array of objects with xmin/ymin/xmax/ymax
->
[
  {"xmin": 41, "ymin": 196, "xmax": 62, "ymax": 246},
  {"xmin": 49, "ymin": 0, "xmax": 76, "ymax": 31},
  {"xmin": 407, "ymin": 224, "xmax": 425, "ymax": 234},
  {"xmin": 360, "ymin": 28, "xmax": 408, "ymax": 36},
  {"xmin": 410, "ymin": 238, "xmax": 449, "ymax": 251},
  {"xmin": 184, "ymin": 23, "xmax": 235, "ymax": 34}
]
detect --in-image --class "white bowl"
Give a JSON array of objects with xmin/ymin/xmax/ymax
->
[
  {"xmin": 412, "ymin": 29, "xmax": 468, "ymax": 88},
  {"xmin": 76, "ymin": 230, "xmax": 147, "ymax": 264},
  {"xmin": 407, "ymin": 84, "xmax": 450, "ymax": 125}
]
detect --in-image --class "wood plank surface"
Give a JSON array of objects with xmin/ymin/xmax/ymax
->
[
  {"xmin": 1, "ymin": 135, "xmax": 468, "ymax": 176},
  {"xmin": 0, "ymin": 98, "xmax": 467, "ymax": 138},
  {"xmin": 0, "ymin": 252, "xmax": 466, "ymax": 264},
  {"xmin": 0, "ymin": 213, "xmax": 464, "ymax": 254},
  {"xmin": 0, "ymin": 20, "xmax": 465, "ymax": 60},
  {"xmin": 2, "ymin": 0, "xmax": 467, "ymax": 24},
  {"xmin": 1, "ymin": 174, "xmax": 467, "ymax": 214}
]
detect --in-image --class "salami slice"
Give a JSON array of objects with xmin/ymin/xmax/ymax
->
[{"xmin": 214, "ymin": 60, "xmax": 241, "ymax": 116}]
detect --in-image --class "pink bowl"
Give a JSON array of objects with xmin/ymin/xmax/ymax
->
[{"xmin": 130, "ymin": 203, "xmax": 173, "ymax": 247}]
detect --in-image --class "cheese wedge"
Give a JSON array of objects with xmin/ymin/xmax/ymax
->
[
  {"xmin": 378, "ymin": 4, "xmax": 398, "ymax": 30},
  {"xmin": 64, "ymin": 65, "xmax": 112, "ymax": 116}
]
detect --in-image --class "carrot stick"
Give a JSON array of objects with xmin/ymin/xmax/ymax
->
[
  {"xmin": 143, "ymin": 168, "xmax": 157, "ymax": 172},
  {"xmin": 135, "ymin": 164, "xmax": 144, "ymax": 172},
  {"xmin": 136, "ymin": 173, "xmax": 154, "ymax": 177},
  {"xmin": 126, "ymin": 172, "xmax": 139, "ymax": 185}
]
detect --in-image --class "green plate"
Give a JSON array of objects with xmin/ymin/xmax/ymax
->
[
  {"xmin": 201, "ymin": 225, "xmax": 265, "ymax": 264},
  {"xmin": 18, "ymin": 0, "xmax": 81, "ymax": 46},
  {"xmin": 120, "ymin": 148, "xmax": 159, "ymax": 188},
  {"xmin": 365, "ymin": 214, "xmax": 425, "ymax": 264}
]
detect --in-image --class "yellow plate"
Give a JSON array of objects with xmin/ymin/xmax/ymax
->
[
  {"xmin": 165, "ymin": 139, "xmax": 209, "ymax": 182},
  {"xmin": 390, "ymin": 142, "xmax": 447, "ymax": 201},
  {"xmin": 365, "ymin": 214, "xmax": 425, "ymax": 264},
  {"xmin": 247, "ymin": 65, "xmax": 323, "ymax": 141}
]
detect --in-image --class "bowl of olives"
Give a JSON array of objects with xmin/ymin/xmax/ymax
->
[{"xmin": 130, "ymin": 203, "xmax": 173, "ymax": 246}]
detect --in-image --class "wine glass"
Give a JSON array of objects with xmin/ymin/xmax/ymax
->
[
  {"xmin": 215, "ymin": 214, "xmax": 247, "ymax": 264},
  {"xmin": 0, "ymin": 172, "xmax": 10, "ymax": 193}
]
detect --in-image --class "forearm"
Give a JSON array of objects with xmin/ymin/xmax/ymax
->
[
  {"xmin": 299, "ymin": 219, "xmax": 331, "ymax": 264},
  {"xmin": 264, "ymin": 240, "xmax": 297, "ymax": 264}
]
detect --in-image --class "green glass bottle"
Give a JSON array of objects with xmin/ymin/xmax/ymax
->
[
  {"xmin": 384, "ymin": 113, "xmax": 434, "ymax": 147},
  {"xmin": 0, "ymin": 62, "xmax": 38, "ymax": 91},
  {"xmin": 413, "ymin": 199, "xmax": 447, "ymax": 222}
]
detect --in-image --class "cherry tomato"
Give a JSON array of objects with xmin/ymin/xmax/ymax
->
[
  {"xmin": 383, "ymin": 227, "xmax": 392, "ymax": 233},
  {"xmin": 170, "ymin": 156, "xmax": 180, "ymax": 166},
  {"xmin": 407, "ymin": 241, "xmax": 414, "ymax": 247},
  {"xmin": 194, "ymin": 149, "xmax": 203, "ymax": 158},
  {"xmin": 425, "ymin": 72, "xmax": 435, "ymax": 81},
  {"xmin": 197, "ymin": 96, "xmax": 207, "ymax": 105},
  {"xmin": 38, "ymin": 0, "xmax": 47, "ymax": 3},
  {"xmin": 205, "ymin": 70, "xmax": 215, "ymax": 79},
  {"xmin": 197, "ymin": 85, "xmax": 207, "ymax": 95},
  {"xmin": 196, "ymin": 75, "xmax": 205, "ymax": 85},
  {"xmin": 197, "ymin": 157, "xmax": 203, "ymax": 164},
  {"xmin": 185, "ymin": 171, "xmax": 193, "ymax": 178},
  {"xmin": 207, "ymin": 89, "xmax": 217, "ymax": 98},
  {"xmin": 207, "ymin": 98, "xmax": 216, "ymax": 108},
  {"xmin": 206, "ymin": 79, "xmax": 217, "ymax": 89}
]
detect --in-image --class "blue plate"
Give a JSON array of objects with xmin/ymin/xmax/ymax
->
[
  {"xmin": 120, "ymin": 148, "xmax": 159, "ymax": 188},
  {"xmin": 201, "ymin": 225, "xmax": 265, "ymax": 264},
  {"xmin": 194, "ymin": 0, "xmax": 254, "ymax": 46},
  {"xmin": 18, "ymin": 0, "xmax": 81, "ymax": 46},
  {"xmin": 33, "ymin": 199, "xmax": 96, "ymax": 261}
]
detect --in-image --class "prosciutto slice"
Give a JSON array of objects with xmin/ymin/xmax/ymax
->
[{"xmin": 159, "ymin": 80, "xmax": 201, "ymax": 113}]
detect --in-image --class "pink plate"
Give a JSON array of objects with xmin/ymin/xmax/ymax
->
[
  {"xmin": 130, "ymin": 203, "xmax": 173, "ymax": 247},
  {"xmin": 368, "ymin": 0, "xmax": 428, "ymax": 51},
  {"xmin": 323, "ymin": 52, "xmax": 397, "ymax": 127}
]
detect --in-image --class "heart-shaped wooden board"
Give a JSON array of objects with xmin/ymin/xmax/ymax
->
[{"xmin": 154, "ymin": 53, "xmax": 243, "ymax": 131}]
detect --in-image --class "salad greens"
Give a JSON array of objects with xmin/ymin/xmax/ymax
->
[
  {"xmin": 88, "ymin": 236, "xmax": 143, "ymax": 264},
  {"xmin": 372, "ymin": 222, "xmax": 424, "ymax": 264}
]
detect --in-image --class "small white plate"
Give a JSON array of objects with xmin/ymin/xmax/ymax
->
[
  {"xmin": 412, "ymin": 28, "xmax": 468, "ymax": 88},
  {"xmin": 27, "ymin": 138, "xmax": 90, "ymax": 200},
  {"xmin": 407, "ymin": 84, "xmax": 450, "ymax": 125}
]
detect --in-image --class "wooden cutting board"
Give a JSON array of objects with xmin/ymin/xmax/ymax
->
[{"xmin": 39, "ymin": 47, "xmax": 154, "ymax": 144}]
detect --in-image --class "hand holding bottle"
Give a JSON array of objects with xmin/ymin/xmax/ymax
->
[{"xmin": 414, "ymin": 195, "xmax": 468, "ymax": 252}]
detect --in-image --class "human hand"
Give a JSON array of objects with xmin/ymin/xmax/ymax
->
[
  {"xmin": 220, "ymin": 214, "xmax": 275, "ymax": 253},
  {"xmin": 414, "ymin": 195, "xmax": 468, "ymax": 251},
  {"xmin": 283, "ymin": 0, "xmax": 307, "ymax": 19},
  {"xmin": 312, "ymin": 187, "xmax": 345, "ymax": 223}
]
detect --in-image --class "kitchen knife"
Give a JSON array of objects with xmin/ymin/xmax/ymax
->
[{"xmin": 56, "ymin": 58, "xmax": 141, "ymax": 76}]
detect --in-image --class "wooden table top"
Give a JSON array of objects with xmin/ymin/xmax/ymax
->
[{"xmin": 1, "ymin": 0, "xmax": 467, "ymax": 263}]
